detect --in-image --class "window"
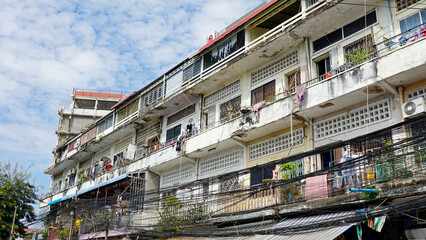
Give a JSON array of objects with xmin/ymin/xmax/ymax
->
[
  {"xmin": 167, "ymin": 105, "xmax": 196, "ymax": 125},
  {"xmin": 74, "ymin": 99, "xmax": 96, "ymax": 109},
  {"xmin": 250, "ymin": 163, "xmax": 275, "ymax": 186},
  {"xmin": 313, "ymin": 11, "xmax": 377, "ymax": 52},
  {"xmin": 204, "ymin": 30, "xmax": 245, "ymax": 69},
  {"xmin": 399, "ymin": 10, "xmax": 426, "ymax": 36},
  {"xmin": 183, "ymin": 59, "xmax": 202, "ymax": 82},
  {"xmin": 97, "ymin": 115, "xmax": 114, "ymax": 134},
  {"xmin": 204, "ymin": 107, "xmax": 216, "ymax": 129},
  {"xmin": 396, "ymin": 0, "xmax": 420, "ymax": 11},
  {"xmin": 251, "ymin": 80, "xmax": 275, "ymax": 106},
  {"xmin": 343, "ymin": 11, "xmax": 377, "ymax": 38},
  {"xmin": 313, "ymin": 29, "xmax": 343, "ymax": 52},
  {"xmin": 286, "ymin": 70, "xmax": 301, "ymax": 94},
  {"xmin": 316, "ymin": 57, "xmax": 331, "ymax": 78},
  {"xmin": 166, "ymin": 125, "xmax": 181, "ymax": 141},
  {"xmin": 219, "ymin": 96, "xmax": 241, "ymax": 123}
]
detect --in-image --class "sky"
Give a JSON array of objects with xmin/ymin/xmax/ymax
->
[{"xmin": 0, "ymin": 0, "xmax": 265, "ymax": 211}]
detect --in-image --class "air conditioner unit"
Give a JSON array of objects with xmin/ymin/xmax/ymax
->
[{"xmin": 402, "ymin": 97, "xmax": 425, "ymax": 118}]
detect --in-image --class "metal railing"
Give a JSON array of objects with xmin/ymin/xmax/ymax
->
[{"xmin": 376, "ymin": 23, "xmax": 426, "ymax": 55}]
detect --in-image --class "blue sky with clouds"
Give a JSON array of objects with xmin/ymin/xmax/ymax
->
[{"xmin": 0, "ymin": 0, "xmax": 265, "ymax": 210}]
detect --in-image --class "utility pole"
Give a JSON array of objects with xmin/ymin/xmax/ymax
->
[{"xmin": 9, "ymin": 205, "xmax": 18, "ymax": 240}]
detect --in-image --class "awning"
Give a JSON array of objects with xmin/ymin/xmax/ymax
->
[
  {"xmin": 253, "ymin": 225, "xmax": 353, "ymax": 240},
  {"xmin": 47, "ymin": 174, "xmax": 127, "ymax": 206},
  {"xmin": 255, "ymin": 210, "xmax": 361, "ymax": 240},
  {"xmin": 214, "ymin": 210, "xmax": 363, "ymax": 240},
  {"xmin": 77, "ymin": 173, "xmax": 127, "ymax": 195}
]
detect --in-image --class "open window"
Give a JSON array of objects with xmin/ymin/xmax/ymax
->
[
  {"xmin": 250, "ymin": 163, "xmax": 275, "ymax": 186},
  {"xmin": 315, "ymin": 55, "xmax": 331, "ymax": 80},
  {"xmin": 286, "ymin": 70, "xmax": 301, "ymax": 94}
]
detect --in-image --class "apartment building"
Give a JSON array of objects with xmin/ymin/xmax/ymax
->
[{"xmin": 40, "ymin": 0, "xmax": 426, "ymax": 239}]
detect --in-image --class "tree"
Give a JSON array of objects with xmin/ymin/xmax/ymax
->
[{"xmin": 0, "ymin": 161, "xmax": 37, "ymax": 239}]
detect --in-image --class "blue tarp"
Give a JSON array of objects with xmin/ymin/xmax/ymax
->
[{"xmin": 47, "ymin": 174, "xmax": 127, "ymax": 206}]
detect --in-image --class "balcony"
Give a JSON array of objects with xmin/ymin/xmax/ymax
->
[
  {"xmin": 185, "ymin": 96, "xmax": 293, "ymax": 157},
  {"xmin": 160, "ymin": 118, "xmax": 426, "ymax": 220}
]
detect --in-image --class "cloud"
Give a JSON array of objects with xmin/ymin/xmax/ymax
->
[{"xmin": 0, "ymin": 0, "xmax": 265, "ymax": 208}]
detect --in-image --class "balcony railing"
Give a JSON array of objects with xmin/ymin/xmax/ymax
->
[{"xmin": 376, "ymin": 23, "xmax": 426, "ymax": 55}]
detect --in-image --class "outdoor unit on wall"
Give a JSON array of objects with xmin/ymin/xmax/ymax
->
[{"xmin": 402, "ymin": 97, "xmax": 425, "ymax": 118}]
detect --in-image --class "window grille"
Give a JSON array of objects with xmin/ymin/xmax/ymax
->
[
  {"xmin": 407, "ymin": 87, "xmax": 426, "ymax": 101},
  {"xmin": 249, "ymin": 128, "xmax": 304, "ymax": 161},
  {"xmin": 251, "ymin": 51, "xmax": 298, "ymax": 86},
  {"xmin": 315, "ymin": 99, "xmax": 391, "ymax": 140},
  {"xmin": 97, "ymin": 115, "xmax": 114, "ymax": 134},
  {"xmin": 167, "ymin": 105, "xmax": 196, "ymax": 125},
  {"xmin": 219, "ymin": 96, "xmax": 241, "ymax": 123},
  {"xmin": 204, "ymin": 80, "xmax": 240, "ymax": 107},
  {"xmin": 281, "ymin": 159, "xmax": 304, "ymax": 179},
  {"xmin": 219, "ymin": 175, "xmax": 240, "ymax": 192},
  {"xmin": 199, "ymin": 150, "xmax": 242, "ymax": 175},
  {"xmin": 343, "ymin": 35, "xmax": 376, "ymax": 64},
  {"xmin": 287, "ymin": 70, "xmax": 301, "ymax": 94},
  {"xmin": 143, "ymin": 84, "xmax": 163, "ymax": 107},
  {"xmin": 183, "ymin": 59, "xmax": 202, "ymax": 83},
  {"xmin": 396, "ymin": 0, "xmax": 420, "ymax": 11},
  {"xmin": 162, "ymin": 166, "xmax": 194, "ymax": 186}
]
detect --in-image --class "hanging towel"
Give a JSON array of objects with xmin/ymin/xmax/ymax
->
[
  {"xmin": 295, "ymin": 84, "xmax": 306, "ymax": 105},
  {"xmin": 252, "ymin": 101, "xmax": 265, "ymax": 121}
]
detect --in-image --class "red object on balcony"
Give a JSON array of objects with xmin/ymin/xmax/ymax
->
[
  {"xmin": 420, "ymin": 27, "xmax": 426, "ymax": 37},
  {"xmin": 325, "ymin": 73, "xmax": 332, "ymax": 79},
  {"xmin": 106, "ymin": 164, "xmax": 112, "ymax": 171},
  {"xmin": 412, "ymin": 31, "xmax": 419, "ymax": 42}
]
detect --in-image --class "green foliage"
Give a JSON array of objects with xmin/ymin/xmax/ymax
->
[
  {"xmin": 58, "ymin": 227, "xmax": 70, "ymax": 240},
  {"xmin": 363, "ymin": 186, "xmax": 379, "ymax": 200},
  {"xmin": 154, "ymin": 195, "xmax": 207, "ymax": 235},
  {"xmin": 0, "ymin": 162, "xmax": 37, "ymax": 239},
  {"xmin": 344, "ymin": 48, "xmax": 370, "ymax": 66},
  {"xmin": 280, "ymin": 162, "xmax": 297, "ymax": 180},
  {"xmin": 41, "ymin": 229, "xmax": 49, "ymax": 240}
]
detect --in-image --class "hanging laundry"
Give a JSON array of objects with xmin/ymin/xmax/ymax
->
[
  {"xmin": 252, "ymin": 100, "xmax": 265, "ymax": 122},
  {"xmin": 295, "ymin": 84, "xmax": 306, "ymax": 105}
]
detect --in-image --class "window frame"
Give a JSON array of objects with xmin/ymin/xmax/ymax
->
[
  {"xmin": 251, "ymin": 80, "xmax": 276, "ymax": 106},
  {"xmin": 166, "ymin": 124, "xmax": 181, "ymax": 142}
]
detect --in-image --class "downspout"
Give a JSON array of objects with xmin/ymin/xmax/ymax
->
[{"xmin": 386, "ymin": 0, "xmax": 395, "ymax": 37}]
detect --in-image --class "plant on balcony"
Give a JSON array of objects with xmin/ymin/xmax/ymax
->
[
  {"xmin": 363, "ymin": 186, "xmax": 379, "ymax": 200},
  {"xmin": 344, "ymin": 48, "xmax": 371, "ymax": 67},
  {"xmin": 58, "ymin": 227, "xmax": 70, "ymax": 240},
  {"xmin": 78, "ymin": 168, "xmax": 89, "ymax": 183},
  {"xmin": 155, "ymin": 195, "xmax": 208, "ymax": 235},
  {"xmin": 280, "ymin": 162, "xmax": 298, "ymax": 180},
  {"xmin": 280, "ymin": 162, "xmax": 302, "ymax": 201}
]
